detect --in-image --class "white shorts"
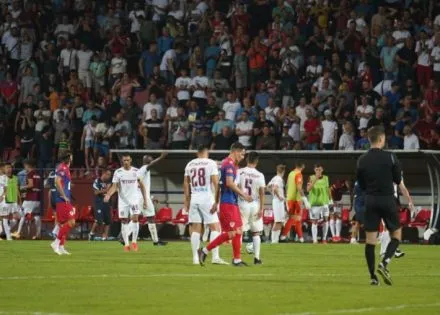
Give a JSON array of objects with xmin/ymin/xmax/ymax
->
[
  {"xmin": 139, "ymin": 197, "xmax": 155, "ymax": 217},
  {"xmin": 188, "ymin": 201, "xmax": 219, "ymax": 225},
  {"xmin": 272, "ymin": 198, "xmax": 286, "ymax": 223},
  {"xmin": 331, "ymin": 202, "xmax": 342, "ymax": 214},
  {"xmin": 239, "ymin": 201, "xmax": 263, "ymax": 233},
  {"xmin": 22, "ymin": 201, "xmax": 41, "ymax": 215},
  {"xmin": 310, "ymin": 205, "xmax": 330, "ymax": 220},
  {"xmin": 118, "ymin": 202, "xmax": 141, "ymax": 219},
  {"xmin": 0, "ymin": 202, "xmax": 8, "ymax": 216},
  {"xmin": 78, "ymin": 70, "xmax": 92, "ymax": 88}
]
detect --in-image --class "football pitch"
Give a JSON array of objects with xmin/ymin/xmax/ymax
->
[{"xmin": 0, "ymin": 242, "xmax": 439, "ymax": 315}]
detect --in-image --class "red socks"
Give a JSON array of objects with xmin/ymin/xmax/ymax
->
[
  {"xmin": 57, "ymin": 224, "xmax": 71, "ymax": 246},
  {"xmin": 207, "ymin": 232, "xmax": 230, "ymax": 251},
  {"xmin": 295, "ymin": 220, "xmax": 303, "ymax": 238},
  {"xmin": 232, "ymin": 234, "xmax": 241, "ymax": 260},
  {"xmin": 282, "ymin": 218, "xmax": 295, "ymax": 237}
]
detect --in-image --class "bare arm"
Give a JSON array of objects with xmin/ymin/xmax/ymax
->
[
  {"xmin": 55, "ymin": 176, "xmax": 69, "ymax": 202},
  {"xmin": 183, "ymin": 175, "xmax": 190, "ymax": 211},
  {"xmin": 258, "ymin": 186, "xmax": 265, "ymax": 217},
  {"xmin": 146, "ymin": 152, "xmax": 168, "ymax": 169},
  {"xmin": 104, "ymin": 183, "xmax": 118, "ymax": 202},
  {"xmin": 210, "ymin": 174, "xmax": 220, "ymax": 213},
  {"xmin": 138, "ymin": 179, "xmax": 147, "ymax": 205},
  {"xmin": 399, "ymin": 179, "xmax": 413, "ymax": 207},
  {"xmin": 273, "ymin": 184, "xmax": 284, "ymax": 201}
]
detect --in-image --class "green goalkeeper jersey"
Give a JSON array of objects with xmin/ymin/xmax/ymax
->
[{"xmin": 308, "ymin": 175, "xmax": 330, "ymax": 206}]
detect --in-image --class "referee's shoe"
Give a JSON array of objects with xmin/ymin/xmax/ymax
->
[{"xmin": 378, "ymin": 262, "xmax": 392, "ymax": 285}]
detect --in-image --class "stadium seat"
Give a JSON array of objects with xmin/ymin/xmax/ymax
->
[
  {"xmin": 409, "ymin": 209, "xmax": 431, "ymax": 228},
  {"xmin": 399, "ymin": 208, "xmax": 411, "ymax": 226},
  {"xmin": 155, "ymin": 207, "xmax": 173, "ymax": 224},
  {"xmin": 42, "ymin": 207, "xmax": 55, "ymax": 223},
  {"xmin": 77, "ymin": 206, "xmax": 94, "ymax": 239},
  {"xmin": 263, "ymin": 209, "xmax": 274, "ymax": 225},
  {"xmin": 172, "ymin": 208, "xmax": 188, "ymax": 225}
]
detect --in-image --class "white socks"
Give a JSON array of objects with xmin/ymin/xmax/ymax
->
[
  {"xmin": 322, "ymin": 221, "xmax": 329, "ymax": 241},
  {"xmin": 3, "ymin": 218, "xmax": 11, "ymax": 240},
  {"xmin": 380, "ymin": 231, "xmax": 390, "ymax": 255},
  {"xmin": 202, "ymin": 225, "xmax": 209, "ymax": 242},
  {"xmin": 329, "ymin": 219, "xmax": 336, "ymax": 238},
  {"xmin": 148, "ymin": 223, "xmax": 159, "ymax": 243},
  {"xmin": 131, "ymin": 221, "xmax": 139, "ymax": 243},
  {"xmin": 311, "ymin": 223, "xmax": 318, "ymax": 243},
  {"xmin": 253, "ymin": 235, "xmax": 261, "ymax": 260},
  {"xmin": 263, "ymin": 224, "xmax": 271, "ymax": 241},
  {"xmin": 336, "ymin": 219, "xmax": 342, "ymax": 237},
  {"xmin": 191, "ymin": 232, "xmax": 201, "ymax": 262},
  {"xmin": 17, "ymin": 217, "xmax": 25, "ymax": 234},
  {"xmin": 210, "ymin": 230, "xmax": 220, "ymax": 260},
  {"xmin": 52, "ymin": 224, "xmax": 60, "ymax": 236},
  {"xmin": 271, "ymin": 228, "xmax": 281, "ymax": 243},
  {"xmin": 34, "ymin": 216, "xmax": 41, "ymax": 238},
  {"xmin": 121, "ymin": 222, "xmax": 129, "ymax": 246}
]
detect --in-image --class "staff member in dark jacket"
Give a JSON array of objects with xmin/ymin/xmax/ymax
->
[{"xmin": 356, "ymin": 126, "xmax": 413, "ymax": 286}]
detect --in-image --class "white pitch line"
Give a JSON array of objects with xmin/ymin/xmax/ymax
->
[
  {"xmin": 0, "ymin": 273, "xmax": 274, "ymax": 281},
  {"xmin": 278, "ymin": 302, "xmax": 440, "ymax": 315},
  {"xmin": 0, "ymin": 312, "xmax": 70, "ymax": 315}
]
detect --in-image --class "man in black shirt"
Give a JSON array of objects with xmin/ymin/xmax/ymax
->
[{"xmin": 356, "ymin": 126, "xmax": 413, "ymax": 286}]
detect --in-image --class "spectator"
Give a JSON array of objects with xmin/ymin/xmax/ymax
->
[
  {"xmin": 205, "ymin": 37, "xmax": 221, "ymax": 78},
  {"xmin": 416, "ymin": 115, "xmax": 436, "ymax": 148},
  {"xmin": 222, "ymin": 91, "xmax": 241, "ymax": 122},
  {"xmin": 355, "ymin": 128, "xmax": 370, "ymax": 150},
  {"xmin": 432, "ymin": 33, "xmax": 440, "ymax": 82},
  {"xmin": 403, "ymin": 125, "xmax": 420, "ymax": 150},
  {"xmin": 190, "ymin": 66, "xmax": 209, "ymax": 111},
  {"xmin": 211, "ymin": 126, "xmax": 237, "ymax": 150},
  {"xmin": 114, "ymin": 112, "xmax": 133, "ymax": 149},
  {"xmin": 139, "ymin": 42, "xmax": 160, "ymax": 85},
  {"xmin": 338, "ymin": 121, "xmax": 355, "ymax": 151},
  {"xmin": 204, "ymin": 96, "xmax": 220, "ymax": 121},
  {"xmin": 212, "ymin": 110, "xmax": 234, "ymax": 137},
  {"xmin": 321, "ymin": 110, "xmax": 338, "ymax": 150},
  {"xmin": 81, "ymin": 115, "xmax": 97, "ymax": 175},
  {"xmin": 209, "ymin": 69, "xmax": 230, "ymax": 107},
  {"xmin": 169, "ymin": 107, "xmax": 190, "ymax": 149},
  {"xmin": 256, "ymin": 125, "xmax": 276, "ymax": 150},
  {"xmin": 280, "ymin": 124, "xmax": 295, "ymax": 150},
  {"xmin": 255, "ymin": 83, "xmax": 270, "ymax": 110},
  {"xmin": 190, "ymin": 115, "xmax": 212, "ymax": 150},
  {"xmin": 143, "ymin": 93, "xmax": 163, "ymax": 121},
  {"xmin": 175, "ymin": 68, "xmax": 192, "ymax": 107},
  {"xmin": 76, "ymin": 43, "xmax": 94, "ymax": 96},
  {"xmin": 355, "ymin": 94, "xmax": 374, "ymax": 129},
  {"xmin": 264, "ymin": 97, "xmax": 280, "ymax": 125},
  {"xmin": 235, "ymin": 111, "xmax": 253, "ymax": 149},
  {"xmin": 415, "ymin": 30, "xmax": 433, "ymax": 89},
  {"xmin": 159, "ymin": 43, "xmax": 182, "ymax": 85},
  {"xmin": 303, "ymin": 108, "xmax": 321, "ymax": 150},
  {"xmin": 253, "ymin": 110, "xmax": 274, "ymax": 140},
  {"xmin": 36, "ymin": 126, "xmax": 53, "ymax": 170}
]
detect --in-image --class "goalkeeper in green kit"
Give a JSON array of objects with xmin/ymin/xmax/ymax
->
[{"xmin": 307, "ymin": 164, "xmax": 332, "ymax": 244}]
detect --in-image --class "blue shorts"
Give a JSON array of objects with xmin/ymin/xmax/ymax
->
[
  {"xmin": 94, "ymin": 143, "xmax": 109, "ymax": 156},
  {"xmin": 85, "ymin": 140, "xmax": 94, "ymax": 148},
  {"xmin": 355, "ymin": 203, "xmax": 365, "ymax": 225}
]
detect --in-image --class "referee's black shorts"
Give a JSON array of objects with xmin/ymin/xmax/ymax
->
[{"xmin": 364, "ymin": 195, "xmax": 400, "ymax": 233}]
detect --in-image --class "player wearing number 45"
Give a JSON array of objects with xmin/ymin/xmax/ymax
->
[
  {"xmin": 237, "ymin": 152, "xmax": 266, "ymax": 264},
  {"xmin": 104, "ymin": 154, "xmax": 148, "ymax": 252},
  {"xmin": 184, "ymin": 145, "xmax": 228, "ymax": 265}
]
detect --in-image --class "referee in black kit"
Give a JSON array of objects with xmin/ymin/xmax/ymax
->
[{"xmin": 356, "ymin": 126, "xmax": 413, "ymax": 286}]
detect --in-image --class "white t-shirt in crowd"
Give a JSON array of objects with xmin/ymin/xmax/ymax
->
[
  {"xmin": 160, "ymin": 49, "xmax": 176, "ymax": 71},
  {"xmin": 392, "ymin": 30, "xmax": 410, "ymax": 49},
  {"xmin": 112, "ymin": 167, "xmax": 141, "ymax": 206},
  {"xmin": 357, "ymin": 105, "xmax": 374, "ymax": 129},
  {"xmin": 111, "ymin": 57, "xmax": 127, "ymax": 75},
  {"xmin": 321, "ymin": 120, "xmax": 338, "ymax": 144},
  {"xmin": 265, "ymin": 106, "xmax": 280, "ymax": 124},
  {"xmin": 404, "ymin": 133, "xmax": 420, "ymax": 150},
  {"xmin": 415, "ymin": 40, "xmax": 433, "ymax": 66},
  {"xmin": 191, "ymin": 76, "xmax": 209, "ymax": 99},
  {"xmin": 60, "ymin": 48, "xmax": 77, "ymax": 69},
  {"xmin": 143, "ymin": 102, "xmax": 163, "ymax": 120},
  {"xmin": 184, "ymin": 158, "xmax": 218, "ymax": 204},
  {"xmin": 128, "ymin": 10, "xmax": 145, "ymax": 33},
  {"xmin": 175, "ymin": 76, "xmax": 192, "ymax": 101},
  {"xmin": 236, "ymin": 120, "xmax": 254, "ymax": 147},
  {"xmin": 374, "ymin": 80, "xmax": 393, "ymax": 95},
  {"xmin": 431, "ymin": 46, "xmax": 440, "ymax": 72},
  {"xmin": 306, "ymin": 64, "xmax": 322, "ymax": 77},
  {"xmin": 77, "ymin": 50, "xmax": 93, "ymax": 71},
  {"xmin": 223, "ymin": 100, "xmax": 241, "ymax": 121},
  {"xmin": 166, "ymin": 106, "xmax": 178, "ymax": 119},
  {"xmin": 54, "ymin": 23, "xmax": 75, "ymax": 41},
  {"xmin": 339, "ymin": 133, "xmax": 355, "ymax": 150}
]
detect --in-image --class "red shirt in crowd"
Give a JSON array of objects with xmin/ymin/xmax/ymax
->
[
  {"xmin": 304, "ymin": 118, "xmax": 321, "ymax": 144},
  {"xmin": 26, "ymin": 170, "xmax": 41, "ymax": 201}
]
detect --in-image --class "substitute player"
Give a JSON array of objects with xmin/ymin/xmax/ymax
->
[
  {"xmin": 237, "ymin": 152, "xmax": 265, "ymax": 264},
  {"xmin": 330, "ymin": 179, "xmax": 351, "ymax": 242},
  {"xmin": 0, "ymin": 162, "xmax": 10, "ymax": 240},
  {"xmin": 350, "ymin": 180, "xmax": 365, "ymax": 244},
  {"xmin": 51, "ymin": 152, "xmax": 75, "ymax": 255},
  {"xmin": 138, "ymin": 152, "xmax": 168, "ymax": 246},
  {"xmin": 184, "ymin": 145, "xmax": 227, "ymax": 265},
  {"xmin": 104, "ymin": 154, "xmax": 147, "ymax": 252},
  {"xmin": 307, "ymin": 164, "xmax": 332, "ymax": 244},
  {"xmin": 267, "ymin": 164, "xmax": 286, "ymax": 244},
  {"xmin": 280, "ymin": 161, "xmax": 310, "ymax": 243},
  {"xmin": 5, "ymin": 163, "xmax": 21, "ymax": 237},
  {"xmin": 198, "ymin": 142, "xmax": 252, "ymax": 266},
  {"xmin": 89, "ymin": 169, "xmax": 112, "ymax": 241},
  {"xmin": 46, "ymin": 169, "xmax": 59, "ymax": 238}
]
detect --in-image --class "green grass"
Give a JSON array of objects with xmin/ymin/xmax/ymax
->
[{"xmin": 0, "ymin": 241, "xmax": 439, "ymax": 315}]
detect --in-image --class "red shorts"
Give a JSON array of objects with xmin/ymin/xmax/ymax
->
[
  {"xmin": 287, "ymin": 200, "xmax": 302, "ymax": 216},
  {"xmin": 219, "ymin": 203, "xmax": 242, "ymax": 232},
  {"xmin": 56, "ymin": 202, "xmax": 75, "ymax": 223}
]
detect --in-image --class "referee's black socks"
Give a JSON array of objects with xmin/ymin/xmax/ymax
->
[
  {"xmin": 365, "ymin": 244, "xmax": 376, "ymax": 278},
  {"xmin": 382, "ymin": 238, "xmax": 400, "ymax": 267}
]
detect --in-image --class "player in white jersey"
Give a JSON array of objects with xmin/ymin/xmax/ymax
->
[
  {"xmin": 380, "ymin": 174, "xmax": 414, "ymax": 258},
  {"xmin": 0, "ymin": 162, "xmax": 9, "ymax": 240},
  {"xmin": 267, "ymin": 164, "xmax": 286, "ymax": 244},
  {"xmin": 237, "ymin": 152, "xmax": 266, "ymax": 264},
  {"xmin": 104, "ymin": 154, "xmax": 147, "ymax": 252},
  {"xmin": 184, "ymin": 145, "xmax": 228, "ymax": 265},
  {"xmin": 137, "ymin": 152, "xmax": 168, "ymax": 246}
]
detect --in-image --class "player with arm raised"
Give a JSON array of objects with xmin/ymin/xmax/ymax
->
[
  {"xmin": 51, "ymin": 152, "xmax": 74, "ymax": 255},
  {"xmin": 198, "ymin": 142, "xmax": 252, "ymax": 266},
  {"xmin": 184, "ymin": 145, "xmax": 228, "ymax": 265},
  {"xmin": 267, "ymin": 164, "xmax": 286, "ymax": 244},
  {"xmin": 138, "ymin": 152, "xmax": 168, "ymax": 246},
  {"xmin": 237, "ymin": 152, "xmax": 266, "ymax": 264},
  {"xmin": 280, "ymin": 161, "xmax": 310, "ymax": 243},
  {"xmin": 104, "ymin": 154, "xmax": 147, "ymax": 252}
]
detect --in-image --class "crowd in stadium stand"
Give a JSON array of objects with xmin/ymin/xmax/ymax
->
[{"xmin": 0, "ymin": 0, "xmax": 439, "ymax": 174}]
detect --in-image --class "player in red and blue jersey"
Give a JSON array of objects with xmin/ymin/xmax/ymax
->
[
  {"xmin": 51, "ymin": 152, "xmax": 74, "ymax": 255},
  {"xmin": 198, "ymin": 142, "xmax": 252, "ymax": 266}
]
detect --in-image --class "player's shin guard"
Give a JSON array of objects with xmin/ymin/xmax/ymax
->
[
  {"xmin": 382, "ymin": 238, "xmax": 399, "ymax": 267},
  {"xmin": 121, "ymin": 222, "xmax": 130, "ymax": 246},
  {"xmin": 131, "ymin": 221, "xmax": 139, "ymax": 243},
  {"xmin": 3, "ymin": 218, "xmax": 11, "ymax": 240},
  {"xmin": 34, "ymin": 216, "xmax": 41, "ymax": 238},
  {"xmin": 329, "ymin": 219, "xmax": 336, "ymax": 237},
  {"xmin": 148, "ymin": 223, "xmax": 159, "ymax": 243},
  {"xmin": 253, "ymin": 235, "xmax": 261, "ymax": 260},
  {"xmin": 365, "ymin": 243, "xmax": 376, "ymax": 278},
  {"xmin": 311, "ymin": 223, "xmax": 318, "ymax": 242},
  {"xmin": 380, "ymin": 231, "xmax": 390, "ymax": 256},
  {"xmin": 282, "ymin": 218, "xmax": 295, "ymax": 237},
  {"xmin": 206, "ymin": 232, "xmax": 230, "ymax": 251},
  {"xmin": 191, "ymin": 232, "xmax": 201, "ymax": 261},
  {"xmin": 210, "ymin": 230, "xmax": 220, "ymax": 260},
  {"xmin": 232, "ymin": 233, "xmax": 242, "ymax": 261},
  {"xmin": 322, "ymin": 221, "xmax": 329, "ymax": 241},
  {"xmin": 335, "ymin": 219, "xmax": 342, "ymax": 237}
]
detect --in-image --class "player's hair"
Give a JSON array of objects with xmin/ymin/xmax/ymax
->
[
  {"xmin": 197, "ymin": 144, "xmax": 209, "ymax": 153},
  {"xmin": 230, "ymin": 142, "xmax": 245, "ymax": 152},
  {"xmin": 60, "ymin": 151, "xmax": 72, "ymax": 163},
  {"xmin": 121, "ymin": 153, "xmax": 132, "ymax": 158},
  {"xmin": 276, "ymin": 164, "xmax": 286, "ymax": 173},
  {"xmin": 295, "ymin": 161, "xmax": 305, "ymax": 168},
  {"xmin": 23, "ymin": 158, "xmax": 36, "ymax": 167},
  {"xmin": 314, "ymin": 163, "xmax": 323, "ymax": 169},
  {"xmin": 367, "ymin": 125, "xmax": 385, "ymax": 144},
  {"xmin": 247, "ymin": 151, "xmax": 259, "ymax": 164}
]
